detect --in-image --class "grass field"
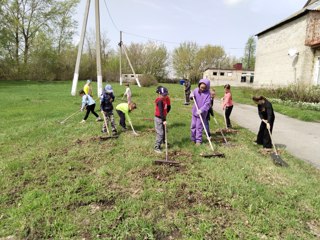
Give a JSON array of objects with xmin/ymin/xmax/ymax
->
[{"xmin": 1, "ymin": 80, "xmax": 320, "ymax": 239}]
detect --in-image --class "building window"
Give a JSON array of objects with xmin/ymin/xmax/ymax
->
[
  {"xmin": 131, "ymin": 75, "xmax": 135, "ymax": 78},
  {"xmin": 220, "ymin": 72, "xmax": 225, "ymax": 76},
  {"xmin": 241, "ymin": 74, "xmax": 246, "ymax": 82},
  {"xmin": 250, "ymin": 74, "xmax": 254, "ymax": 83},
  {"xmin": 213, "ymin": 72, "xmax": 217, "ymax": 76}
]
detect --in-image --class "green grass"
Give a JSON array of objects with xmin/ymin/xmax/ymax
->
[
  {"xmin": 1, "ymin": 80, "xmax": 320, "ymax": 239},
  {"xmin": 213, "ymin": 86, "xmax": 320, "ymax": 122}
]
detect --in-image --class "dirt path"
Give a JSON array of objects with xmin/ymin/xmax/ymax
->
[{"xmin": 214, "ymin": 100, "xmax": 320, "ymax": 169}]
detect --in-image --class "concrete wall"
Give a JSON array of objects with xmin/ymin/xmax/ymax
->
[
  {"xmin": 312, "ymin": 49, "xmax": 320, "ymax": 85},
  {"xmin": 255, "ymin": 14, "xmax": 317, "ymax": 87}
]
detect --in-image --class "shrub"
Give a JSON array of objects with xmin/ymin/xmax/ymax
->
[
  {"xmin": 248, "ymin": 84, "xmax": 320, "ymax": 103},
  {"xmin": 138, "ymin": 74, "xmax": 158, "ymax": 87}
]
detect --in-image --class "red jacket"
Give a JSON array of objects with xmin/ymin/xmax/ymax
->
[{"xmin": 155, "ymin": 96, "xmax": 171, "ymax": 120}]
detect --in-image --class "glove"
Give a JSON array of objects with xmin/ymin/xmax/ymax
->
[
  {"xmin": 80, "ymin": 108, "xmax": 84, "ymax": 112},
  {"xmin": 197, "ymin": 109, "xmax": 202, "ymax": 115}
]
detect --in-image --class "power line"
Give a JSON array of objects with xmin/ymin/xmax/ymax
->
[
  {"xmin": 102, "ymin": 0, "xmax": 120, "ymax": 31},
  {"xmin": 100, "ymin": 1, "xmax": 244, "ymax": 54}
]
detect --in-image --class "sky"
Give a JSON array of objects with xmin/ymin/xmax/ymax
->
[{"xmin": 74, "ymin": 0, "xmax": 307, "ymax": 58}]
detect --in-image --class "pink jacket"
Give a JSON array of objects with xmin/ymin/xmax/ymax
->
[{"xmin": 222, "ymin": 92, "xmax": 233, "ymax": 109}]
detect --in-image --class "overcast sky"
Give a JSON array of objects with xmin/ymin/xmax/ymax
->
[{"xmin": 74, "ymin": 0, "xmax": 307, "ymax": 58}]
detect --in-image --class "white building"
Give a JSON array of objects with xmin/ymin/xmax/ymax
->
[
  {"xmin": 255, "ymin": 0, "xmax": 320, "ymax": 87},
  {"xmin": 203, "ymin": 65, "xmax": 254, "ymax": 87}
]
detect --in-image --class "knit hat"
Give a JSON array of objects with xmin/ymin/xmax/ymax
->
[
  {"xmin": 86, "ymin": 79, "xmax": 91, "ymax": 83},
  {"xmin": 105, "ymin": 84, "xmax": 113, "ymax": 93}
]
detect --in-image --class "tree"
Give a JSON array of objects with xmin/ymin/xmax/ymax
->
[
  {"xmin": 172, "ymin": 41, "xmax": 199, "ymax": 81},
  {"xmin": 243, "ymin": 36, "xmax": 256, "ymax": 70},
  {"xmin": 123, "ymin": 41, "xmax": 169, "ymax": 80},
  {"xmin": 195, "ymin": 45, "xmax": 226, "ymax": 71},
  {"xmin": 0, "ymin": 0, "xmax": 79, "ymax": 79}
]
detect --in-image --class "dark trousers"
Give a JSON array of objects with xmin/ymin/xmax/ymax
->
[
  {"xmin": 116, "ymin": 110, "xmax": 126, "ymax": 129},
  {"xmin": 225, "ymin": 105, "xmax": 233, "ymax": 128},
  {"xmin": 257, "ymin": 119, "xmax": 274, "ymax": 148},
  {"xmin": 185, "ymin": 92, "xmax": 190, "ymax": 103},
  {"xmin": 84, "ymin": 104, "xmax": 99, "ymax": 120}
]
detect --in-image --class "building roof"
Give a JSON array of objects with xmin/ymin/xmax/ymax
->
[{"xmin": 256, "ymin": 0, "xmax": 320, "ymax": 36}]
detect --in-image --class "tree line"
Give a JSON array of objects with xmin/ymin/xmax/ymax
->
[{"xmin": 0, "ymin": 0, "xmax": 255, "ymax": 83}]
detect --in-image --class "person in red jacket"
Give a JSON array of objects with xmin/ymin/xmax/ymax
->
[{"xmin": 154, "ymin": 86, "xmax": 171, "ymax": 153}]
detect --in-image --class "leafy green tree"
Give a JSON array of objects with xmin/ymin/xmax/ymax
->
[
  {"xmin": 123, "ymin": 41, "xmax": 169, "ymax": 81},
  {"xmin": 172, "ymin": 41, "xmax": 199, "ymax": 81},
  {"xmin": 242, "ymin": 36, "xmax": 256, "ymax": 70},
  {"xmin": 0, "ymin": 0, "xmax": 79, "ymax": 80},
  {"xmin": 195, "ymin": 45, "xmax": 226, "ymax": 71}
]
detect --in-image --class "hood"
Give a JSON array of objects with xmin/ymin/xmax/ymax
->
[{"xmin": 198, "ymin": 78, "xmax": 210, "ymax": 92}]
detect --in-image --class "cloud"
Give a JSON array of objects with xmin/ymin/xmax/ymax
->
[{"xmin": 224, "ymin": 0, "xmax": 246, "ymax": 6}]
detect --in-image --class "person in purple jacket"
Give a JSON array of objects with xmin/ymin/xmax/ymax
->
[{"xmin": 190, "ymin": 78, "xmax": 211, "ymax": 145}]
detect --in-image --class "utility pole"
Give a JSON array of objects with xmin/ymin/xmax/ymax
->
[
  {"xmin": 71, "ymin": 0, "xmax": 103, "ymax": 97},
  {"xmin": 71, "ymin": 0, "xmax": 90, "ymax": 96},
  {"xmin": 118, "ymin": 31, "xmax": 141, "ymax": 87},
  {"xmin": 119, "ymin": 31, "xmax": 123, "ymax": 85}
]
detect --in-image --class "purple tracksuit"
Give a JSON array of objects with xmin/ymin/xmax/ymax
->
[{"xmin": 191, "ymin": 79, "xmax": 211, "ymax": 143}]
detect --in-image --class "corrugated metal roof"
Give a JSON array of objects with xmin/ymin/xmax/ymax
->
[{"xmin": 256, "ymin": 0, "xmax": 320, "ymax": 36}]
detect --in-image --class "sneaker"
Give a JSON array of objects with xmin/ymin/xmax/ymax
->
[
  {"xmin": 80, "ymin": 120, "xmax": 86, "ymax": 124},
  {"xmin": 154, "ymin": 146, "xmax": 162, "ymax": 153},
  {"xmin": 96, "ymin": 117, "xmax": 102, "ymax": 122},
  {"xmin": 195, "ymin": 142, "xmax": 201, "ymax": 146},
  {"xmin": 112, "ymin": 130, "xmax": 118, "ymax": 136},
  {"xmin": 184, "ymin": 102, "xmax": 190, "ymax": 105}
]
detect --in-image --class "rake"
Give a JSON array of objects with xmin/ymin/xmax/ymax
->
[
  {"xmin": 267, "ymin": 127, "xmax": 288, "ymax": 167},
  {"xmin": 60, "ymin": 110, "xmax": 81, "ymax": 124},
  {"xmin": 100, "ymin": 111, "xmax": 118, "ymax": 140},
  {"xmin": 193, "ymin": 98, "xmax": 225, "ymax": 158},
  {"xmin": 154, "ymin": 124, "xmax": 180, "ymax": 166}
]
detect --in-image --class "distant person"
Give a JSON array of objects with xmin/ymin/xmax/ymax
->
[
  {"xmin": 184, "ymin": 79, "xmax": 191, "ymax": 105},
  {"xmin": 204, "ymin": 88, "xmax": 216, "ymax": 139},
  {"xmin": 83, "ymin": 79, "xmax": 93, "ymax": 97},
  {"xmin": 252, "ymin": 96, "xmax": 275, "ymax": 150},
  {"xmin": 190, "ymin": 79, "xmax": 211, "ymax": 145},
  {"xmin": 222, "ymin": 84, "xmax": 233, "ymax": 129},
  {"xmin": 115, "ymin": 102, "xmax": 137, "ymax": 131},
  {"xmin": 79, "ymin": 89, "xmax": 101, "ymax": 123},
  {"xmin": 122, "ymin": 83, "xmax": 132, "ymax": 103},
  {"xmin": 100, "ymin": 84, "xmax": 117, "ymax": 135},
  {"xmin": 154, "ymin": 86, "xmax": 171, "ymax": 153}
]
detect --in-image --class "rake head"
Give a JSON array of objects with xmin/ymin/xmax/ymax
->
[
  {"xmin": 271, "ymin": 153, "xmax": 288, "ymax": 167},
  {"xmin": 154, "ymin": 159, "xmax": 180, "ymax": 166},
  {"xmin": 200, "ymin": 152, "xmax": 225, "ymax": 158}
]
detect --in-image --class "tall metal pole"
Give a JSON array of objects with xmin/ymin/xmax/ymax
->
[
  {"xmin": 95, "ymin": 0, "xmax": 103, "ymax": 96},
  {"xmin": 71, "ymin": 0, "xmax": 91, "ymax": 96},
  {"xmin": 119, "ymin": 31, "xmax": 123, "ymax": 85}
]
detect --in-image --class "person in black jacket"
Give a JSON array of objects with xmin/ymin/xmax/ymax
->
[
  {"xmin": 184, "ymin": 79, "xmax": 191, "ymax": 105},
  {"xmin": 252, "ymin": 96, "xmax": 275, "ymax": 149},
  {"xmin": 100, "ymin": 84, "xmax": 117, "ymax": 135}
]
